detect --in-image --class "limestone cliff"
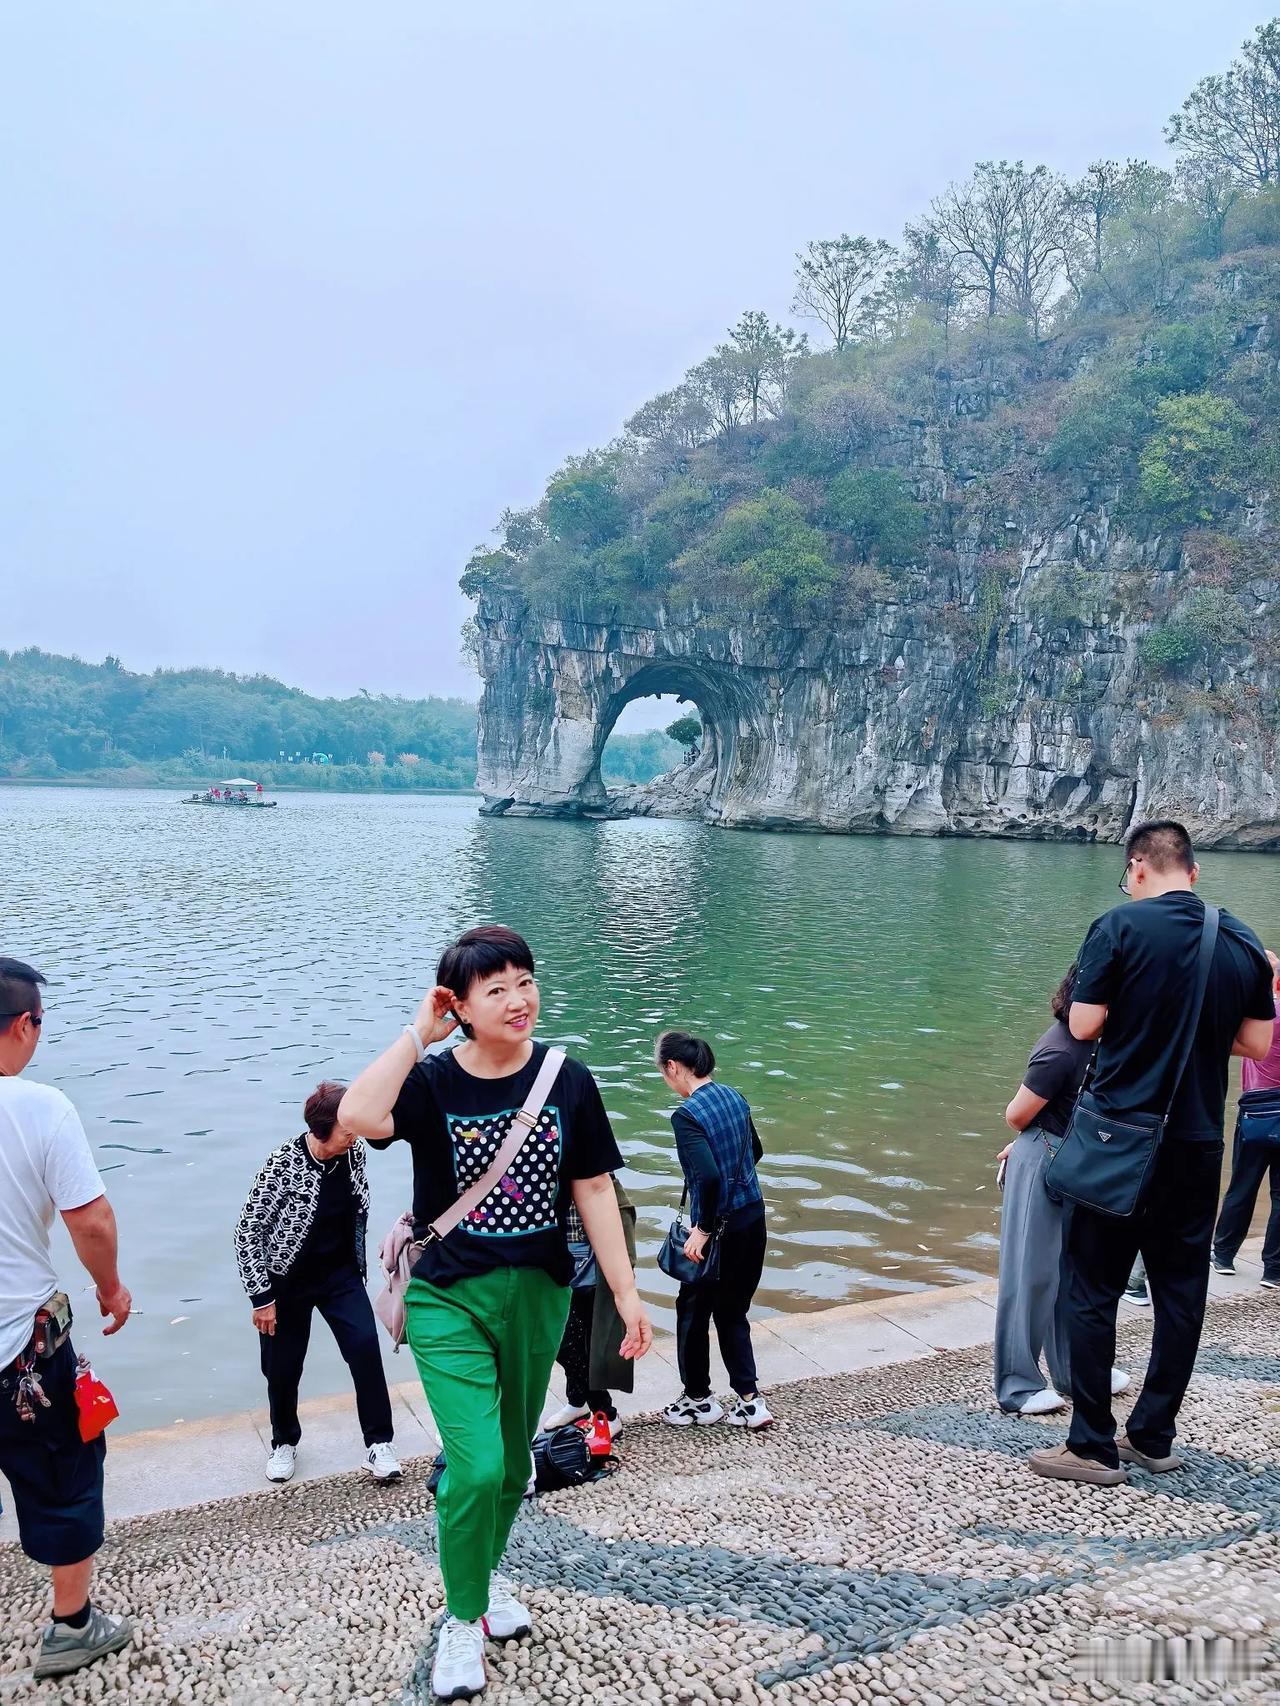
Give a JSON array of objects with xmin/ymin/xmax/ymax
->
[{"xmin": 473, "ymin": 520, "xmax": 1280, "ymax": 847}]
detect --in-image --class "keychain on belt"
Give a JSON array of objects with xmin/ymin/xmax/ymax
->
[{"xmin": 11, "ymin": 1352, "xmax": 51, "ymax": 1423}]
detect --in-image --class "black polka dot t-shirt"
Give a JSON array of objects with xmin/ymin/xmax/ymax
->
[{"xmin": 373, "ymin": 1042, "xmax": 623, "ymax": 1288}]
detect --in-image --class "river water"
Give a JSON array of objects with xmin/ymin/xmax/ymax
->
[{"xmin": 3, "ymin": 786, "xmax": 1276, "ymax": 1429}]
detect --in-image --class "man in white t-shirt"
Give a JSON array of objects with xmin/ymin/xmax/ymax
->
[{"xmin": 0, "ymin": 957, "xmax": 134, "ymax": 1681}]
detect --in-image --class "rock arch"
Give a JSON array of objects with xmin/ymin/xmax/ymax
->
[
  {"xmin": 470, "ymin": 589, "xmax": 1280, "ymax": 846},
  {"xmin": 474, "ymin": 604, "xmax": 773, "ymax": 819},
  {"xmin": 580, "ymin": 660, "xmax": 771, "ymax": 816}
]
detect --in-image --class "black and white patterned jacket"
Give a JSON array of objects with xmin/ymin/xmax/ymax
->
[{"xmin": 233, "ymin": 1135, "xmax": 371, "ymax": 1307}]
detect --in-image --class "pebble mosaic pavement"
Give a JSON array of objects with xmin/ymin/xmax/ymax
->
[{"xmin": 1, "ymin": 1291, "xmax": 1278, "ymax": 1704}]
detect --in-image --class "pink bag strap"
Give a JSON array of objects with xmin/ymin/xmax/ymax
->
[{"xmin": 417, "ymin": 1047, "xmax": 566, "ymax": 1248}]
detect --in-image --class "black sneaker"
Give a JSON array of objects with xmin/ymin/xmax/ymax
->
[
  {"xmin": 34, "ymin": 1608, "xmax": 133, "ymax": 1679},
  {"xmin": 1211, "ymin": 1256, "xmax": 1237, "ymax": 1275}
]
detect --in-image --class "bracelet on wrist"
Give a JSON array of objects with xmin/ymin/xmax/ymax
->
[{"xmin": 404, "ymin": 1024, "xmax": 426, "ymax": 1064}]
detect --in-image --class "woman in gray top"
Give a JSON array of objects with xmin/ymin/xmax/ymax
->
[{"xmin": 994, "ymin": 966, "xmax": 1130, "ymax": 1415}]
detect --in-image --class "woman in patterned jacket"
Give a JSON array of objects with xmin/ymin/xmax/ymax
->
[{"xmin": 233, "ymin": 1081, "xmax": 401, "ymax": 1486}]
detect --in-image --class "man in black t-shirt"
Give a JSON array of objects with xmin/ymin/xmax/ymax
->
[{"xmin": 1030, "ymin": 821, "xmax": 1274, "ymax": 1488}]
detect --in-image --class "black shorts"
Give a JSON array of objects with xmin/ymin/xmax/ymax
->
[{"xmin": 0, "ymin": 1338, "xmax": 106, "ymax": 1567}]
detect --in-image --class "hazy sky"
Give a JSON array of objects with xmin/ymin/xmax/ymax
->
[{"xmin": 2, "ymin": 2, "xmax": 1268, "ymax": 708}]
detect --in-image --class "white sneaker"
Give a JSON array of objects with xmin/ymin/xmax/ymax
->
[
  {"xmin": 1017, "ymin": 1388, "xmax": 1068, "ymax": 1416},
  {"xmin": 541, "ymin": 1402, "xmax": 590, "ymax": 1430},
  {"xmin": 432, "ymin": 1616, "xmax": 487, "ymax": 1700},
  {"xmin": 662, "ymin": 1393, "xmax": 725, "ymax": 1427},
  {"xmin": 727, "ymin": 1395, "xmax": 774, "ymax": 1430},
  {"xmin": 484, "ymin": 1579, "xmax": 532, "ymax": 1642},
  {"xmin": 365, "ymin": 1442, "xmax": 402, "ymax": 1482},
  {"xmin": 1110, "ymin": 1367, "xmax": 1131, "ymax": 1396},
  {"xmin": 265, "ymin": 1443, "xmax": 296, "ymax": 1482}
]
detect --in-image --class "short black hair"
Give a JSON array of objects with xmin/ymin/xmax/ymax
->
[
  {"xmin": 436, "ymin": 927, "xmax": 536, "ymax": 1037},
  {"xmin": 0, "ymin": 958, "xmax": 46, "ymax": 1033},
  {"xmin": 656, "ymin": 1030, "xmax": 716, "ymax": 1078},
  {"xmin": 1124, "ymin": 819, "xmax": 1195, "ymax": 875}
]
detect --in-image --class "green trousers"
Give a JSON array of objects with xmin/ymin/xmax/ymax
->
[{"xmin": 406, "ymin": 1266, "xmax": 570, "ymax": 1621}]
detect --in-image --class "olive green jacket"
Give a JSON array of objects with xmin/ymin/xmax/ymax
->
[{"xmin": 588, "ymin": 1178, "xmax": 638, "ymax": 1394}]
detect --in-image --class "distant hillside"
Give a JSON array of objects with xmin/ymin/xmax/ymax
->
[{"xmin": 0, "ymin": 650, "xmax": 680, "ymax": 790}]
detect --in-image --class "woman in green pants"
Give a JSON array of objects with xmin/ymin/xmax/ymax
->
[{"xmin": 339, "ymin": 925, "xmax": 651, "ymax": 1702}]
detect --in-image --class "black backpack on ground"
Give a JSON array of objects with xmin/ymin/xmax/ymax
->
[{"xmin": 426, "ymin": 1423, "xmax": 615, "ymax": 1500}]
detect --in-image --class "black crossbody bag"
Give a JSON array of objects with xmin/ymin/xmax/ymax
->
[
  {"xmin": 657, "ymin": 1118, "xmax": 755, "ymax": 1288},
  {"xmin": 1045, "ymin": 902, "xmax": 1219, "ymax": 1219}
]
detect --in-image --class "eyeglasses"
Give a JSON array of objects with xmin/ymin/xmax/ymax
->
[
  {"xmin": 1118, "ymin": 859, "xmax": 1136, "ymax": 895},
  {"xmin": 0, "ymin": 1011, "xmax": 42, "ymax": 1025}
]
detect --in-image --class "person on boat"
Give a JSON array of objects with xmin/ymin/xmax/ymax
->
[
  {"xmin": 655, "ymin": 1029, "xmax": 772, "ymax": 1431},
  {"xmin": 339, "ymin": 925, "xmax": 651, "ymax": 1703},
  {"xmin": 233, "ymin": 1081, "xmax": 401, "ymax": 1487}
]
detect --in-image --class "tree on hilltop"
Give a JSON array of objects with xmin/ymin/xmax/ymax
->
[
  {"xmin": 926, "ymin": 160, "xmax": 1067, "ymax": 328},
  {"xmin": 792, "ymin": 235, "xmax": 894, "ymax": 349},
  {"xmin": 1167, "ymin": 20, "xmax": 1280, "ymax": 186},
  {"xmin": 720, "ymin": 311, "xmax": 808, "ymax": 422}
]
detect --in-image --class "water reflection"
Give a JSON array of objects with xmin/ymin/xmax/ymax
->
[{"xmin": 3, "ymin": 786, "xmax": 1276, "ymax": 1427}]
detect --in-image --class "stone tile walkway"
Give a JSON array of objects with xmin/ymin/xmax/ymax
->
[{"xmin": 1, "ymin": 1243, "xmax": 1275, "ymax": 1701}]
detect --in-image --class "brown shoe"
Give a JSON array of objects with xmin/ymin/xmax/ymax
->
[
  {"xmin": 1116, "ymin": 1433, "xmax": 1183, "ymax": 1473},
  {"xmin": 1028, "ymin": 1444, "xmax": 1127, "ymax": 1485}
]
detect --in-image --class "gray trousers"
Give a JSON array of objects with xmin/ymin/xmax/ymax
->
[{"xmin": 994, "ymin": 1127, "xmax": 1070, "ymax": 1411}]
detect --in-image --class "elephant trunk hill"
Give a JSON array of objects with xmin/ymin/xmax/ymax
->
[
  {"xmin": 472, "ymin": 565, "xmax": 1277, "ymax": 846},
  {"xmin": 470, "ymin": 251, "xmax": 1280, "ymax": 848}
]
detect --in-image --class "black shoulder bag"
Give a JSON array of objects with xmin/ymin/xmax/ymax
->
[
  {"xmin": 1045, "ymin": 902, "xmax": 1219, "ymax": 1219},
  {"xmin": 657, "ymin": 1115, "xmax": 755, "ymax": 1288}
]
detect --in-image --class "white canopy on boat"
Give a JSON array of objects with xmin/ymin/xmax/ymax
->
[{"xmin": 219, "ymin": 778, "xmax": 261, "ymax": 788}]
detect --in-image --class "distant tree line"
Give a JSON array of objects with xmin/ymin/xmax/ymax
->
[
  {"xmin": 0, "ymin": 650, "xmax": 683, "ymax": 789},
  {"xmin": 460, "ymin": 21, "xmax": 1280, "ymax": 683}
]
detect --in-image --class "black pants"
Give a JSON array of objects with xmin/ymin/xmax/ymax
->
[
  {"xmin": 260, "ymin": 1267, "xmax": 394, "ymax": 1450},
  {"xmin": 0, "ymin": 1338, "xmax": 105, "ymax": 1567},
  {"xmin": 1213, "ymin": 1123, "xmax": 1280, "ymax": 1280},
  {"xmin": 554, "ymin": 1288, "xmax": 614, "ymax": 1416},
  {"xmin": 676, "ymin": 1209, "xmax": 766, "ymax": 1400},
  {"xmin": 1063, "ymin": 1138, "xmax": 1221, "ymax": 1466}
]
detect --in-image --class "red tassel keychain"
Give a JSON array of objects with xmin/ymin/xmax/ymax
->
[{"xmin": 74, "ymin": 1356, "xmax": 119, "ymax": 1442}]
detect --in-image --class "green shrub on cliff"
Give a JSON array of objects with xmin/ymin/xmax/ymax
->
[
  {"xmin": 824, "ymin": 469, "xmax": 926, "ymax": 566},
  {"xmin": 1137, "ymin": 393, "xmax": 1254, "ymax": 522},
  {"xmin": 689, "ymin": 491, "xmax": 837, "ymax": 614},
  {"xmin": 1140, "ymin": 587, "xmax": 1250, "ymax": 674}
]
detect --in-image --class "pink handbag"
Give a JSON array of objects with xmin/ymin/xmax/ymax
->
[{"xmin": 373, "ymin": 1047, "xmax": 566, "ymax": 1349}]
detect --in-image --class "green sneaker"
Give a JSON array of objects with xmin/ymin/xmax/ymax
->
[{"xmin": 33, "ymin": 1608, "xmax": 133, "ymax": 1679}]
